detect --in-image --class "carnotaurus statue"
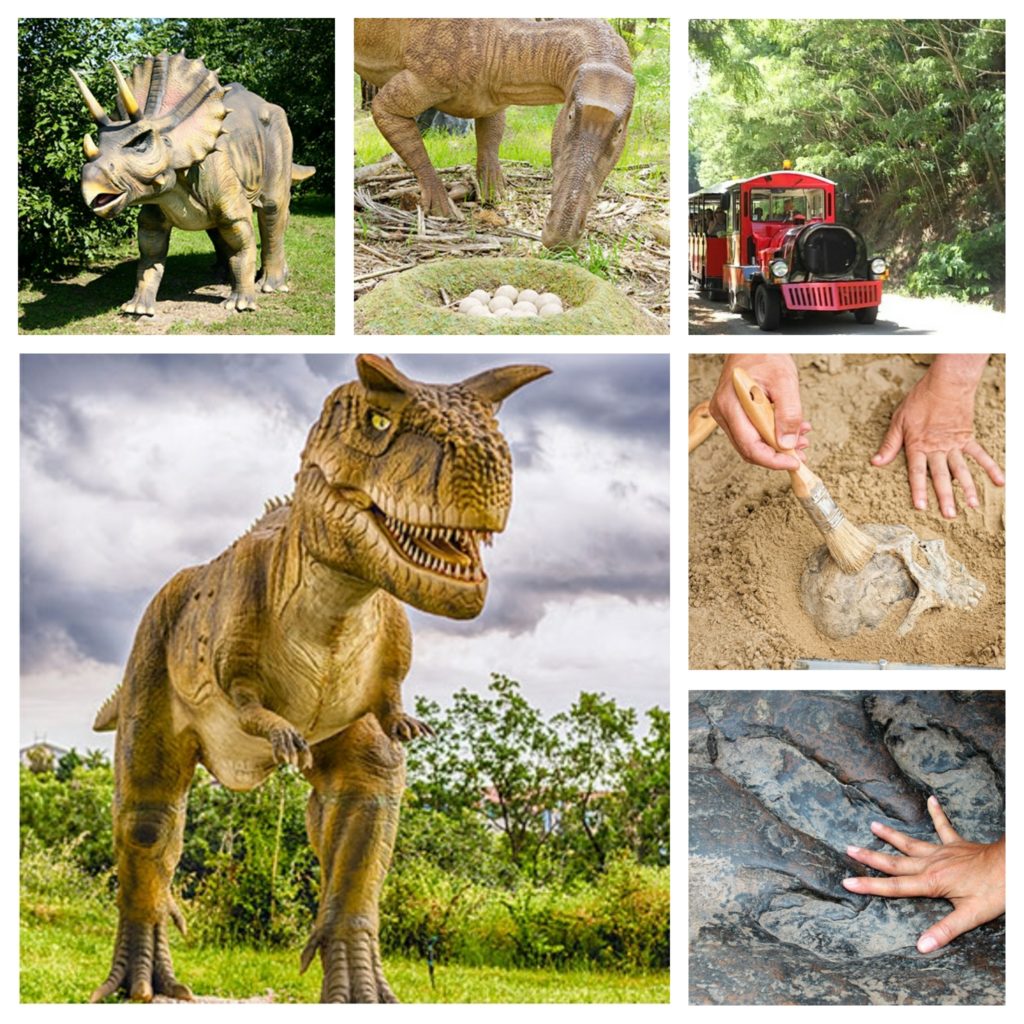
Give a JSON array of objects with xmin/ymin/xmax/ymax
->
[
  {"xmin": 71, "ymin": 51, "xmax": 314, "ymax": 315},
  {"xmin": 89, "ymin": 355, "xmax": 550, "ymax": 1002}
]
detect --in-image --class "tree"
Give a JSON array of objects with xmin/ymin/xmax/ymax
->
[
  {"xmin": 617, "ymin": 707, "xmax": 669, "ymax": 865},
  {"xmin": 409, "ymin": 675, "xmax": 563, "ymax": 881},
  {"xmin": 552, "ymin": 692, "xmax": 636, "ymax": 878}
]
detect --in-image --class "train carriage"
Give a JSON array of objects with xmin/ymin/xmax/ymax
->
[{"xmin": 689, "ymin": 166, "xmax": 888, "ymax": 330}]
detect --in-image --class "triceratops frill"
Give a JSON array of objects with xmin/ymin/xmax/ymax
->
[{"xmin": 72, "ymin": 50, "xmax": 315, "ymax": 314}]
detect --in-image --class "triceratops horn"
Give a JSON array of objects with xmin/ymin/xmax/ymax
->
[
  {"xmin": 109, "ymin": 60, "xmax": 141, "ymax": 121},
  {"xmin": 461, "ymin": 365, "xmax": 552, "ymax": 405},
  {"xmin": 70, "ymin": 68, "xmax": 110, "ymax": 125},
  {"xmin": 83, "ymin": 133, "xmax": 100, "ymax": 159}
]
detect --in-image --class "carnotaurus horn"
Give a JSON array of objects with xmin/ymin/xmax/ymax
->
[
  {"xmin": 356, "ymin": 354, "xmax": 419, "ymax": 396},
  {"xmin": 70, "ymin": 69, "xmax": 110, "ymax": 125},
  {"xmin": 461, "ymin": 365, "xmax": 552, "ymax": 405},
  {"xmin": 83, "ymin": 133, "xmax": 99, "ymax": 159},
  {"xmin": 109, "ymin": 60, "xmax": 141, "ymax": 121}
]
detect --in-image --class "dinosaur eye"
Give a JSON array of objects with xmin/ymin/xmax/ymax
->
[
  {"xmin": 369, "ymin": 411, "xmax": 391, "ymax": 432},
  {"xmin": 127, "ymin": 131, "xmax": 152, "ymax": 150}
]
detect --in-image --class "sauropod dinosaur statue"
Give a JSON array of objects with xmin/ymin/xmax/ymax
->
[
  {"xmin": 355, "ymin": 19, "xmax": 635, "ymax": 250},
  {"xmin": 72, "ymin": 50, "xmax": 315, "ymax": 315},
  {"xmin": 89, "ymin": 354, "xmax": 551, "ymax": 1002}
]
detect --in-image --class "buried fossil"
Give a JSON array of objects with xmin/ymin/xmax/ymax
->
[{"xmin": 800, "ymin": 523, "xmax": 985, "ymax": 640}]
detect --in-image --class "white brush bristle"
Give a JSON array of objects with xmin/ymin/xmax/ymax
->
[{"xmin": 826, "ymin": 519, "xmax": 877, "ymax": 575}]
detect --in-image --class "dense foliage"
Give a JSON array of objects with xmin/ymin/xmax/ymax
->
[
  {"xmin": 20, "ymin": 676, "xmax": 669, "ymax": 970},
  {"xmin": 19, "ymin": 18, "xmax": 334, "ymax": 280},
  {"xmin": 689, "ymin": 19, "xmax": 1005, "ymax": 303}
]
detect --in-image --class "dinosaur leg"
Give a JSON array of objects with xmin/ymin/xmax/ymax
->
[
  {"xmin": 215, "ymin": 214, "xmax": 259, "ymax": 312},
  {"xmin": 206, "ymin": 228, "xmax": 232, "ymax": 283},
  {"xmin": 474, "ymin": 111, "xmax": 507, "ymax": 204},
  {"xmin": 371, "ymin": 73, "xmax": 462, "ymax": 220},
  {"xmin": 92, "ymin": 699, "xmax": 198, "ymax": 1002},
  {"xmin": 121, "ymin": 206, "xmax": 171, "ymax": 316},
  {"xmin": 256, "ymin": 203, "xmax": 291, "ymax": 293},
  {"xmin": 301, "ymin": 714, "xmax": 404, "ymax": 1003}
]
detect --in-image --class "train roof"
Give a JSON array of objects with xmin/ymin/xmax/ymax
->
[
  {"xmin": 690, "ymin": 171, "xmax": 837, "ymax": 199},
  {"xmin": 689, "ymin": 180, "xmax": 734, "ymax": 199},
  {"xmin": 734, "ymin": 170, "xmax": 837, "ymax": 188}
]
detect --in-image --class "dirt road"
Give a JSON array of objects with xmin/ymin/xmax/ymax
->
[{"xmin": 689, "ymin": 288, "xmax": 1004, "ymax": 335}]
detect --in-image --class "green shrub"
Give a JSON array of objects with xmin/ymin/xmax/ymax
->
[
  {"xmin": 21, "ymin": 830, "xmax": 111, "ymax": 911},
  {"xmin": 20, "ymin": 762, "xmax": 115, "ymax": 875},
  {"xmin": 903, "ymin": 221, "xmax": 1005, "ymax": 303},
  {"xmin": 182, "ymin": 769, "xmax": 317, "ymax": 947}
]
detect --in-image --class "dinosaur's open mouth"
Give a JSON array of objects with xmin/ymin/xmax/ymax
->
[
  {"xmin": 375, "ymin": 508, "xmax": 492, "ymax": 583},
  {"xmin": 90, "ymin": 191, "xmax": 128, "ymax": 217}
]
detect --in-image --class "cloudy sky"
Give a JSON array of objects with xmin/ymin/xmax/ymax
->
[{"xmin": 20, "ymin": 353, "xmax": 669, "ymax": 754}]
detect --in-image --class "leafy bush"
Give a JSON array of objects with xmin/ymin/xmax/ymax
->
[
  {"xmin": 906, "ymin": 221, "xmax": 1005, "ymax": 302},
  {"xmin": 20, "ymin": 762, "xmax": 115, "ymax": 874},
  {"xmin": 182, "ymin": 768, "xmax": 317, "ymax": 947},
  {"xmin": 21, "ymin": 830, "xmax": 111, "ymax": 913}
]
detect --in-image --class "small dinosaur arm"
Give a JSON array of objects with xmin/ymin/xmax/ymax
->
[
  {"xmin": 89, "ymin": 354, "xmax": 550, "ymax": 1003},
  {"xmin": 72, "ymin": 51, "xmax": 315, "ymax": 315},
  {"xmin": 355, "ymin": 18, "xmax": 634, "ymax": 249}
]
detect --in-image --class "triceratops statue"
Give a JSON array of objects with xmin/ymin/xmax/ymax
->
[{"xmin": 71, "ymin": 51, "xmax": 315, "ymax": 315}]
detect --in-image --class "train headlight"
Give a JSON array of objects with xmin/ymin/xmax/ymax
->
[
  {"xmin": 770, "ymin": 259, "xmax": 788, "ymax": 279},
  {"xmin": 870, "ymin": 257, "xmax": 887, "ymax": 275}
]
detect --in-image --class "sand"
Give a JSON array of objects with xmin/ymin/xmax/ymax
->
[{"xmin": 688, "ymin": 354, "xmax": 1005, "ymax": 668}]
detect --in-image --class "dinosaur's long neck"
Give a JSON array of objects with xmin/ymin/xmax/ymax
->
[{"xmin": 488, "ymin": 21, "xmax": 608, "ymax": 103}]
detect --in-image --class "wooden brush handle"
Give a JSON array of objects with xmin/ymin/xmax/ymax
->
[
  {"xmin": 731, "ymin": 366, "xmax": 819, "ymax": 499},
  {"xmin": 689, "ymin": 401, "xmax": 718, "ymax": 452}
]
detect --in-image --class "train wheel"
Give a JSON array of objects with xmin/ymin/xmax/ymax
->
[
  {"xmin": 754, "ymin": 286, "xmax": 781, "ymax": 331},
  {"xmin": 854, "ymin": 306, "xmax": 879, "ymax": 324}
]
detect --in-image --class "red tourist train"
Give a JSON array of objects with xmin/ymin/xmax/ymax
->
[{"xmin": 689, "ymin": 165, "xmax": 888, "ymax": 330}]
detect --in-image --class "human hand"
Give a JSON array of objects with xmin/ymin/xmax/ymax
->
[
  {"xmin": 842, "ymin": 795, "xmax": 1005, "ymax": 953},
  {"xmin": 709, "ymin": 354, "xmax": 811, "ymax": 471},
  {"xmin": 871, "ymin": 355, "xmax": 1004, "ymax": 518}
]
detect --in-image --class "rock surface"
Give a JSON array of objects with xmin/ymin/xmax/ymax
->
[{"xmin": 690, "ymin": 691, "xmax": 1005, "ymax": 1004}]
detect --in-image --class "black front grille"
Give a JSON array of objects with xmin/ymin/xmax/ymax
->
[{"xmin": 797, "ymin": 225, "xmax": 863, "ymax": 278}]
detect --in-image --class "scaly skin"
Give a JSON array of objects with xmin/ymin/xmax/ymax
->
[
  {"xmin": 73, "ymin": 51, "xmax": 315, "ymax": 316},
  {"xmin": 354, "ymin": 19, "xmax": 634, "ymax": 249},
  {"xmin": 90, "ymin": 355, "xmax": 550, "ymax": 1003}
]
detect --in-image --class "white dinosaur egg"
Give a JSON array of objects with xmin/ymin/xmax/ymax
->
[
  {"xmin": 494, "ymin": 284, "xmax": 519, "ymax": 302},
  {"xmin": 518, "ymin": 289, "xmax": 540, "ymax": 306},
  {"xmin": 458, "ymin": 297, "xmax": 482, "ymax": 313},
  {"xmin": 466, "ymin": 304, "xmax": 492, "ymax": 317},
  {"xmin": 538, "ymin": 302, "xmax": 562, "ymax": 317},
  {"xmin": 512, "ymin": 301, "xmax": 538, "ymax": 315},
  {"xmin": 489, "ymin": 295, "xmax": 514, "ymax": 312},
  {"xmin": 537, "ymin": 292, "xmax": 562, "ymax": 309},
  {"xmin": 510, "ymin": 308, "xmax": 537, "ymax": 319},
  {"xmin": 494, "ymin": 308, "xmax": 512, "ymax": 317},
  {"xmin": 468, "ymin": 289, "xmax": 492, "ymax": 304}
]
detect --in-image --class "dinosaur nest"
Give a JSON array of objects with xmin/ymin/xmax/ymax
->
[{"xmin": 354, "ymin": 257, "xmax": 667, "ymax": 335}]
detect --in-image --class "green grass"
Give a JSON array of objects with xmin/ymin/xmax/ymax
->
[
  {"xmin": 17, "ymin": 195, "xmax": 334, "ymax": 335},
  {"xmin": 20, "ymin": 895, "xmax": 669, "ymax": 1004},
  {"xmin": 353, "ymin": 21, "xmax": 669, "ymax": 189}
]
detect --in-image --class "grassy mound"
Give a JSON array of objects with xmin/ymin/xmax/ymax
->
[{"xmin": 355, "ymin": 257, "xmax": 667, "ymax": 335}]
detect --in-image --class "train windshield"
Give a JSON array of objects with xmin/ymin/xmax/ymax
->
[{"xmin": 750, "ymin": 188, "xmax": 825, "ymax": 222}]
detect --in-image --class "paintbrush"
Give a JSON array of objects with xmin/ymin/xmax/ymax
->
[{"xmin": 732, "ymin": 367, "xmax": 876, "ymax": 575}]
